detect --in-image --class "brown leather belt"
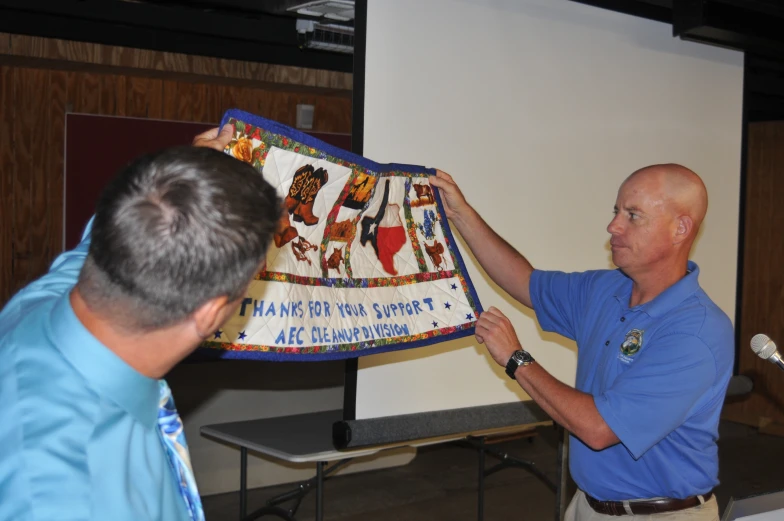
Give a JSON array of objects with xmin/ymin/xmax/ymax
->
[{"xmin": 585, "ymin": 491, "xmax": 713, "ymax": 516}]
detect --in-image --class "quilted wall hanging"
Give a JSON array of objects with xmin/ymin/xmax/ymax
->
[{"xmin": 199, "ymin": 109, "xmax": 483, "ymax": 361}]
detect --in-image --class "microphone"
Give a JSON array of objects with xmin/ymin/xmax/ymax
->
[{"xmin": 750, "ymin": 334, "xmax": 784, "ymax": 371}]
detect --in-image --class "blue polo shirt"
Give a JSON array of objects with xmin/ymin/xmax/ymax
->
[
  {"xmin": 0, "ymin": 222, "xmax": 191, "ymax": 521},
  {"xmin": 530, "ymin": 262, "xmax": 733, "ymax": 501}
]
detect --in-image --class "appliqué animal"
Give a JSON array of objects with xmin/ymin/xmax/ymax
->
[
  {"xmin": 413, "ymin": 183, "xmax": 434, "ymax": 206},
  {"xmin": 327, "ymin": 247, "xmax": 345, "ymax": 272},
  {"xmin": 291, "ymin": 237, "xmax": 318, "ymax": 265},
  {"xmin": 329, "ymin": 219, "xmax": 356, "ymax": 243}
]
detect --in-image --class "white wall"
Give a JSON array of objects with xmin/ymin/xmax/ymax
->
[{"xmin": 356, "ymin": 0, "xmax": 744, "ymax": 419}]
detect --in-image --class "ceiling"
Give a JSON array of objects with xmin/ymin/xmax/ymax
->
[
  {"xmin": 0, "ymin": 0, "xmax": 358, "ymax": 72},
  {"xmin": 1, "ymin": 0, "xmax": 784, "ymax": 120}
]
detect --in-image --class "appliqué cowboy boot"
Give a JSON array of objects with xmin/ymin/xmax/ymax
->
[
  {"xmin": 285, "ymin": 165, "xmax": 307, "ymax": 219},
  {"xmin": 273, "ymin": 214, "xmax": 298, "ymax": 248},
  {"xmin": 293, "ymin": 167, "xmax": 328, "ymax": 226},
  {"xmin": 284, "ymin": 194, "xmax": 299, "ymax": 214},
  {"xmin": 286, "ymin": 164, "xmax": 311, "ymax": 221}
]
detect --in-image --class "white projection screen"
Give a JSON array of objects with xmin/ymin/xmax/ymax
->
[{"xmin": 355, "ymin": 0, "xmax": 744, "ymax": 420}]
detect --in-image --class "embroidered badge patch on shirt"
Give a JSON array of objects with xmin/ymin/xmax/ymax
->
[{"xmin": 619, "ymin": 328, "xmax": 644, "ymax": 362}]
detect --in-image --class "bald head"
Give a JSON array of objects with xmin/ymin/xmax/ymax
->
[{"xmin": 624, "ymin": 163, "xmax": 708, "ymax": 236}]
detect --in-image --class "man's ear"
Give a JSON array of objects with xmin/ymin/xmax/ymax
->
[
  {"xmin": 673, "ymin": 215, "xmax": 694, "ymax": 245},
  {"xmin": 191, "ymin": 295, "xmax": 231, "ymax": 338}
]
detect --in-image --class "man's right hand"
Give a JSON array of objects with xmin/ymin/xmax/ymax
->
[
  {"xmin": 192, "ymin": 125, "xmax": 233, "ymax": 151},
  {"xmin": 429, "ymin": 169, "xmax": 472, "ymax": 221}
]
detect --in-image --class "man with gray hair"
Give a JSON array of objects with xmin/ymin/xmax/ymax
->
[{"xmin": 0, "ymin": 127, "xmax": 278, "ymax": 521}]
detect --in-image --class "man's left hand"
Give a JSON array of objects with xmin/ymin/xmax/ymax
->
[
  {"xmin": 193, "ymin": 125, "xmax": 233, "ymax": 151},
  {"xmin": 475, "ymin": 307, "xmax": 521, "ymax": 367}
]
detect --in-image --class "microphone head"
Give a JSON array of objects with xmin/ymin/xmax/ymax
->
[
  {"xmin": 759, "ymin": 343, "xmax": 779, "ymax": 360},
  {"xmin": 751, "ymin": 333, "xmax": 778, "ymax": 360},
  {"xmin": 751, "ymin": 334, "xmax": 772, "ymax": 354}
]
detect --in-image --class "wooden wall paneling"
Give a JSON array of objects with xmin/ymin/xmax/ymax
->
[
  {"xmin": 270, "ymin": 91, "xmax": 296, "ymax": 127},
  {"xmin": 1, "ymin": 33, "xmax": 354, "ymax": 91},
  {"xmin": 0, "ymin": 66, "xmax": 14, "ymax": 303},
  {"xmin": 725, "ymin": 121, "xmax": 784, "ymax": 431},
  {"xmin": 127, "ymin": 76, "xmax": 150, "ymax": 118},
  {"xmin": 315, "ymin": 69, "xmax": 331, "ymax": 89},
  {"xmin": 239, "ymin": 87, "xmax": 259, "ymax": 116},
  {"xmin": 0, "ymin": 59, "xmax": 352, "ymax": 305},
  {"xmin": 146, "ymin": 78, "xmax": 163, "ymax": 120},
  {"xmin": 191, "ymin": 83, "xmax": 208, "ymax": 124},
  {"xmin": 79, "ymin": 72, "xmax": 101, "ymax": 115},
  {"xmin": 251, "ymin": 89, "xmax": 275, "ymax": 122},
  {"xmin": 243, "ymin": 87, "xmax": 266, "ymax": 119},
  {"xmin": 65, "ymin": 71, "xmax": 79, "ymax": 113},
  {"xmin": 162, "ymin": 50, "xmax": 189, "ymax": 77},
  {"xmin": 29, "ymin": 68, "xmax": 49, "ymax": 279},
  {"xmin": 12, "ymin": 68, "xmax": 33, "ymax": 294},
  {"xmin": 162, "ymin": 80, "xmax": 179, "ymax": 121},
  {"xmin": 48, "ymin": 71, "xmax": 66, "ymax": 259},
  {"xmin": 137, "ymin": 48, "xmax": 168, "ymax": 74},
  {"xmin": 300, "ymin": 67, "xmax": 317, "ymax": 88},
  {"xmin": 177, "ymin": 81, "xmax": 194, "ymax": 121},
  {"xmin": 313, "ymin": 95, "xmax": 350, "ymax": 133},
  {"xmin": 114, "ymin": 75, "xmax": 128, "ymax": 117},
  {"xmin": 100, "ymin": 74, "xmax": 120, "ymax": 115},
  {"xmin": 204, "ymin": 83, "xmax": 223, "ymax": 125},
  {"xmin": 221, "ymin": 85, "xmax": 243, "ymax": 118}
]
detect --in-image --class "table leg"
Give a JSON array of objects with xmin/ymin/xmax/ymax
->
[
  {"xmin": 240, "ymin": 447, "xmax": 248, "ymax": 521},
  {"xmin": 477, "ymin": 436, "xmax": 485, "ymax": 521},
  {"xmin": 316, "ymin": 461, "xmax": 325, "ymax": 521},
  {"xmin": 556, "ymin": 427, "xmax": 569, "ymax": 521}
]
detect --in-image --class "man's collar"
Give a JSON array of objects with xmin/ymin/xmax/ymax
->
[
  {"xmin": 49, "ymin": 292, "xmax": 160, "ymax": 428},
  {"xmin": 614, "ymin": 261, "xmax": 701, "ymax": 317}
]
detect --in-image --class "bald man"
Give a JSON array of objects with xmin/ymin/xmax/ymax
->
[{"xmin": 431, "ymin": 164, "xmax": 732, "ymax": 520}]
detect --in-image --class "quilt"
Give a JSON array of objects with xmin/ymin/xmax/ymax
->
[{"xmin": 197, "ymin": 109, "xmax": 482, "ymax": 361}]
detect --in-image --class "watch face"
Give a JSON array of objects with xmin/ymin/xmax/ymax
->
[
  {"xmin": 513, "ymin": 350, "xmax": 534, "ymax": 366},
  {"xmin": 506, "ymin": 350, "xmax": 525, "ymax": 379}
]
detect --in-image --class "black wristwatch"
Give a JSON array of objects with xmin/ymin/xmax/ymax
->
[{"xmin": 505, "ymin": 349, "xmax": 535, "ymax": 379}]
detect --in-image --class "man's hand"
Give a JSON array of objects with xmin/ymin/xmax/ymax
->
[
  {"xmin": 475, "ymin": 306, "xmax": 522, "ymax": 367},
  {"xmin": 428, "ymin": 169, "xmax": 472, "ymax": 221},
  {"xmin": 193, "ymin": 125, "xmax": 233, "ymax": 151}
]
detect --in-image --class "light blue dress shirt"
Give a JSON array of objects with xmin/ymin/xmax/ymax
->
[{"xmin": 0, "ymin": 221, "xmax": 191, "ymax": 521}]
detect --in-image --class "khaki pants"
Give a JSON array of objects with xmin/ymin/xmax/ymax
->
[{"xmin": 565, "ymin": 490, "xmax": 719, "ymax": 521}]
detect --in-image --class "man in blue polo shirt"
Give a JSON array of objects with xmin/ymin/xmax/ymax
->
[{"xmin": 431, "ymin": 164, "xmax": 732, "ymax": 520}]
